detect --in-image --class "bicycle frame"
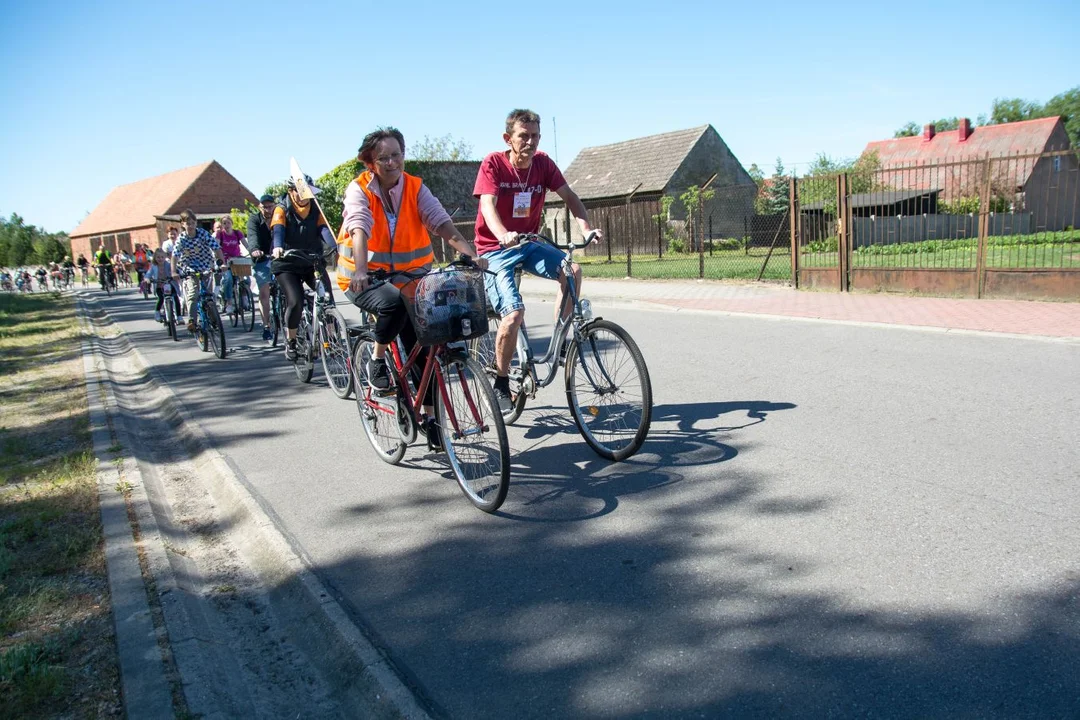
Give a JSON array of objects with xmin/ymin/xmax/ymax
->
[
  {"xmin": 507, "ymin": 239, "xmax": 618, "ymax": 395},
  {"xmin": 369, "ymin": 340, "xmax": 483, "ymax": 444}
]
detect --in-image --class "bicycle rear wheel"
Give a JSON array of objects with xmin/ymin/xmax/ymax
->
[
  {"xmin": 320, "ymin": 307, "xmax": 353, "ymax": 399},
  {"xmin": 204, "ymin": 300, "xmax": 227, "ymax": 359},
  {"xmin": 293, "ymin": 309, "xmax": 314, "ymax": 382},
  {"xmin": 435, "ymin": 351, "xmax": 510, "ymax": 513},
  {"xmin": 565, "ymin": 319, "xmax": 652, "ymax": 461},
  {"xmin": 468, "ymin": 314, "xmax": 527, "ymax": 424},
  {"xmin": 353, "ymin": 339, "xmax": 406, "ymax": 464}
]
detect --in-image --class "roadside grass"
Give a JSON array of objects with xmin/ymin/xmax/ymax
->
[
  {"xmin": 578, "ymin": 251, "xmax": 791, "ymax": 281},
  {"xmin": 581, "ymin": 242, "xmax": 1080, "ymax": 279},
  {"xmin": 802, "ymin": 242, "xmax": 1080, "ymax": 270},
  {"xmin": 0, "ymin": 293, "xmax": 121, "ymax": 718}
]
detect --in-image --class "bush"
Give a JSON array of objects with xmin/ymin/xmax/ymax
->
[
  {"xmin": 805, "ymin": 236, "xmax": 839, "ymax": 253},
  {"xmin": 667, "ymin": 237, "xmax": 688, "ymax": 254},
  {"xmin": 852, "ymin": 229, "xmax": 1080, "ymax": 256}
]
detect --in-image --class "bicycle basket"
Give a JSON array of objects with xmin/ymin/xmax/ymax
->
[
  {"xmin": 409, "ymin": 267, "xmax": 489, "ymax": 346},
  {"xmin": 229, "ymin": 257, "xmax": 253, "ymax": 277}
]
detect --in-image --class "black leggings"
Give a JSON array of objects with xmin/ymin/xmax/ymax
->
[
  {"xmin": 276, "ymin": 268, "xmax": 331, "ymax": 330},
  {"xmin": 348, "ymin": 283, "xmax": 432, "ymax": 406}
]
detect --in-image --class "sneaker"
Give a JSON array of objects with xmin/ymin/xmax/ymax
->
[
  {"xmin": 225, "ymin": 302, "xmax": 235, "ymax": 314},
  {"xmin": 493, "ymin": 384, "xmax": 514, "ymax": 416},
  {"xmin": 154, "ymin": 310, "xmax": 162, "ymax": 323},
  {"xmin": 262, "ymin": 327, "xmax": 273, "ymax": 343},
  {"xmin": 186, "ymin": 319, "xmax": 197, "ymax": 333},
  {"xmin": 368, "ymin": 357, "xmax": 391, "ymax": 390},
  {"xmin": 285, "ymin": 340, "xmax": 298, "ymax": 362},
  {"xmin": 423, "ymin": 417, "xmax": 443, "ymax": 452}
]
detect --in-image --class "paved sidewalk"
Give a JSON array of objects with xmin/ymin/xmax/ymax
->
[{"xmin": 520, "ymin": 278, "xmax": 1080, "ymax": 339}]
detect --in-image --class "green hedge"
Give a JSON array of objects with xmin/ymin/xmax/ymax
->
[{"xmin": 853, "ymin": 230, "xmax": 1080, "ymax": 256}]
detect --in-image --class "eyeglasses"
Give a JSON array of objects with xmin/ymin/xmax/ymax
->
[{"xmin": 375, "ymin": 152, "xmax": 403, "ymax": 166}]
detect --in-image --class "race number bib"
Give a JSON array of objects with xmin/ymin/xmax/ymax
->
[{"xmin": 512, "ymin": 191, "xmax": 532, "ymax": 219}]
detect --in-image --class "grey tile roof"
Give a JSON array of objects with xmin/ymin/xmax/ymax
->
[
  {"xmin": 803, "ymin": 189, "xmax": 941, "ymax": 210},
  {"xmin": 549, "ymin": 125, "xmax": 711, "ymax": 203}
]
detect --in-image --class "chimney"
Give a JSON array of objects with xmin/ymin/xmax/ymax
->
[
  {"xmin": 958, "ymin": 117, "xmax": 971, "ymax": 142},
  {"xmin": 923, "ymin": 124, "xmax": 936, "ymax": 142}
]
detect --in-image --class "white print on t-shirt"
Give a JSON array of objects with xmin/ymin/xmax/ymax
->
[{"xmin": 498, "ymin": 182, "xmax": 545, "ymax": 194}]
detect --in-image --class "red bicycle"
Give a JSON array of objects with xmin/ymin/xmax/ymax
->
[{"xmin": 352, "ymin": 261, "xmax": 510, "ymax": 512}]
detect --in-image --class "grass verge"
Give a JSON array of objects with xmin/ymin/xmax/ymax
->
[{"xmin": 0, "ymin": 292, "xmax": 121, "ymax": 718}]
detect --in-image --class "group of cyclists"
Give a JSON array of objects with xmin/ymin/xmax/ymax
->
[
  {"xmin": 63, "ymin": 108, "xmax": 657, "ymax": 512},
  {"xmin": 112, "ymin": 109, "xmax": 600, "ymax": 416}
]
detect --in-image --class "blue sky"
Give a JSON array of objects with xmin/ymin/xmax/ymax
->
[{"xmin": 2, "ymin": 0, "xmax": 1077, "ymax": 233}]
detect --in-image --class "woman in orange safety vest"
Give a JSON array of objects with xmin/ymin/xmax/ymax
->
[{"xmin": 338, "ymin": 127, "xmax": 486, "ymax": 448}]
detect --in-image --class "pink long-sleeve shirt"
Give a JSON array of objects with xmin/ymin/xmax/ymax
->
[{"xmin": 342, "ymin": 173, "xmax": 452, "ymax": 238}]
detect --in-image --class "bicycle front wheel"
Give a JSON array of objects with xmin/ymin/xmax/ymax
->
[
  {"xmin": 164, "ymin": 297, "xmax": 177, "ymax": 340},
  {"xmin": 293, "ymin": 310, "xmax": 314, "ymax": 382},
  {"xmin": 436, "ymin": 351, "xmax": 510, "ymax": 513},
  {"xmin": 320, "ymin": 308, "xmax": 353, "ymax": 399},
  {"xmin": 565, "ymin": 319, "xmax": 652, "ymax": 461},
  {"xmin": 353, "ymin": 339, "xmax": 406, "ymax": 464},
  {"xmin": 204, "ymin": 300, "xmax": 227, "ymax": 359},
  {"xmin": 239, "ymin": 284, "xmax": 255, "ymax": 332},
  {"xmin": 271, "ymin": 292, "xmax": 282, "ymax": 347}
]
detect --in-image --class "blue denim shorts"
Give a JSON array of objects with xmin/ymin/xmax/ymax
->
[
  {"xmin": 252, "ymin": 260, "xmax": 273, "ymax": 287},
  {"xmin": 483, "ymin": 241, "xmax": 564, "ymax": 317}
]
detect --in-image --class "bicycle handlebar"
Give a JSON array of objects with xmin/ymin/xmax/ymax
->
[
  {"xmin": 279, "ymin": 249, "xmax": 328, "ymax": 267},
  {"xmin": 517, "ymin": 230, "xmax": 600, "ymax": 250}
]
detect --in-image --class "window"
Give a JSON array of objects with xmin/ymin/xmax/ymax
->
[
  {"xmin": 1053, "ymin": 156, "xmax": 1062, "ymax": 173},
  {"xmin": 117, "ymin": 232, "xmax": 132, "ymax": 253}
]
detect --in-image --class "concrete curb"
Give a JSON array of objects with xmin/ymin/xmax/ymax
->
[
  {"xmin": 80, "ymin": 292, "xmax": 432, "ymax": 719},
  {"xmin": 77, "ymin": 297, "xmax": 175, "ymax": 719}
]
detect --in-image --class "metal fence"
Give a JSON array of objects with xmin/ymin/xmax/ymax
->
[
  {"xmin": 542, "ymin": 184, "xmax": 791, "ymax": 282},
  {"xmin": 432, "ymin": 149, "xmax": 1078, "ymax": 301},
  {"xmin": 793, "ymin": 149, "xmax": 1080, "ymax": 300}
]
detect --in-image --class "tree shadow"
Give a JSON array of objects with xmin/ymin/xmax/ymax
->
[{"xmin": 313, "ymin": 481, "xmax": 1080, "ymax": 720}]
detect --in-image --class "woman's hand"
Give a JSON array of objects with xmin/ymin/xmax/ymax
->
[{"xmin": 272, "ymin": 247, "xmax": 283, "ymax": 259}]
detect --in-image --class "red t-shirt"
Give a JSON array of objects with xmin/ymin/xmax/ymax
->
[{"xmin": 473, "ymin": 151, "xmax": 566, "ymax": 255}]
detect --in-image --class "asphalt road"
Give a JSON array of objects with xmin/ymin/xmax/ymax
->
[{"xmin": 91, "ymin": 286, "xmax": 1080, "ymax": 718}]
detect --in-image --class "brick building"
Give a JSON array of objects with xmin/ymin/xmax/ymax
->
[{"xmin": 69, "ymin": 160, "xmax": 256, "ymax": 258}]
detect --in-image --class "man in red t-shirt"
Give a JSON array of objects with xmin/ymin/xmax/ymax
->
[{"xmin": 474, "ymin": 108, "xmax": 601, "ymax": 412}]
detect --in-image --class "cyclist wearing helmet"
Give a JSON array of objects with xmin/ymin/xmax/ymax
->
[{"xmin": 270, "ymin": 175, "xmax": 337, "ymax": 362}]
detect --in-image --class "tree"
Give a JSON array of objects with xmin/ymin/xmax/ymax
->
[
  {"xmin": 894, "ymin": 121, "xmax": 920, "ymax": 138},
  {"xmin": 747, "ymin": 163, "xmax": 765, "ymax": 187},
  {"xmin": 408, "ymin": 134, "xmax": 473, "ymax": 161},
  {"xmin": 763, "ymin": 159, "xmax": 790, "ymax": 215},
  {"xmin": 989, "ymin": 97, "xmax": 1042, "ymax": 125},
  {"xmin": 263, "ymin": 181, "xmax": 289, "ymax": 201}
]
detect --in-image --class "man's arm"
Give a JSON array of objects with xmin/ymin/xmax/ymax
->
[
  {"xmin": 553, "ymin": 184, "xmax": 600, "ymax": 240},
  {"xmin": 244, "ymin": 214, "xmax": 263, "ymax": 258},
  {"xmin": 479, "ymin": 195, "xmax": 512, "ymax": 245}
]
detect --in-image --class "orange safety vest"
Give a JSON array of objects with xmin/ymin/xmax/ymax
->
[{"xmin": 336, "ymin": 171, "xmax": 434, "ymax": 291}]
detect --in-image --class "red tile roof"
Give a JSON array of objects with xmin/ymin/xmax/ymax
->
[
  {"xmin": 864, "ymin": 117, "xmax": 1063, "ymax": 165},
  {"xmin": 862, "ymin": 117, "xmax": 1068, "ymax": 193},
  {"xmin": 71, "ymin": 160, "xmax": 242, "ymax": 237}
]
